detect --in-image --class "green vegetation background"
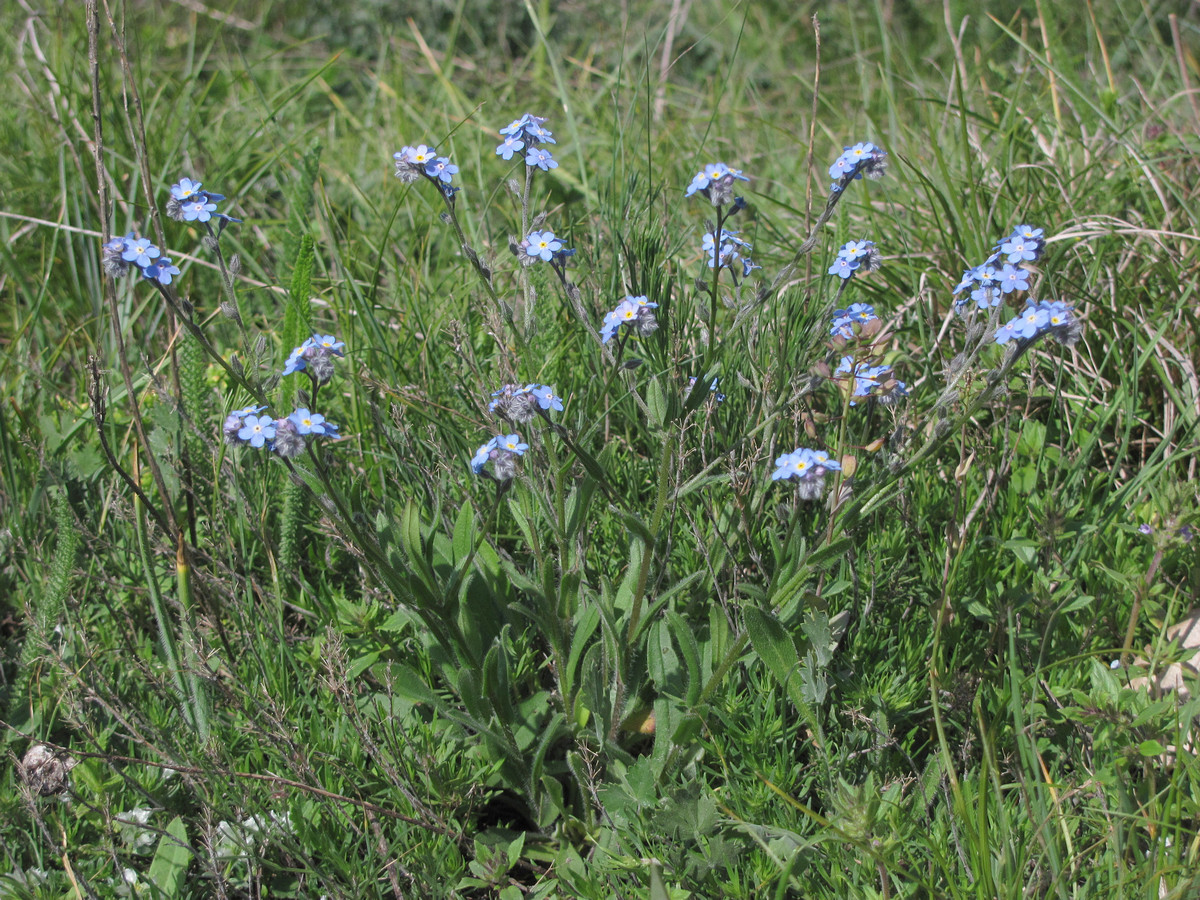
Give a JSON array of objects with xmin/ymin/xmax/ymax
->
[{"xmin": 1, "ymin": 0, "xmax": 1199, "ymax": 897}]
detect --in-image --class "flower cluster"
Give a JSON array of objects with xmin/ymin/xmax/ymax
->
[
  {"xmin": 517, "ymin": 230, "xmax": 574, "ymax": 267},
  {"xmin": 828, "ymin": 240, "xmax": 881, "ymax": 281},
  {"xmin": 828, "ymin": 142, "xmax": 888, "ymax": 192},
  {"xmin": 953, "ymin": 225, "xmax": 1046, "ymax": 311},
  {"xmin": 393, "ymin": 144, "xmax": 461, "ymax": 197},
  {"xmin": 102, "ymin": 233, "xmax": 182, "ymax": 286},
  {"xmin": 834, "ymin": 356, "xmax": 908, "ymax": 406},
  {"xmin": 702, "ymin": 229, "xmax": 758, "ymax": 277},
  {"xmin": 166, "ymin": 177, "xmax": 240, "ymax": 227},
  {"xmin": 488, "ymin": 383, "xmax": 564, "ymax": 423},
  {"xmin": 685, "ymin": 162, "xmax": 749, "ymax": 207},
  {"xmin": 471, "ymin": 433, "xmax": 528, "ymax": 481},
  {"xmin": 496, "ymin": 114, "xmax": 558, "ymax": 171},
  {"xmin": 770, "ymin": 447, "xmax": 842, "ymax": 500},
  {"xmin": 282, "ymin": 335, "xmax": 346, "ymax": 384},
  {"xmin": 830, "ymin": 302, "xmax": 880, "ymax": 341},
  {"xmin": 224, "ymin": 405, "xmax": 340, "ymax": 458},
  {"xmin": 994, "ymin": 299, "xmax": 1080, "ymax": 347},
  {"xmin": 600, "ymin": 295, "xmax": 659, "ymax": 344}
]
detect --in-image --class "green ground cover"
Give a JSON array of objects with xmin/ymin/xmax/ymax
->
[{"xmin": 2, "ymin": 1, "xmax": 1199, "ymax": 896}]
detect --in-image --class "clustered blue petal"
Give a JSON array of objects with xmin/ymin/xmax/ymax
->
[
  {"xmin": 393, "ymin": 144, "xmax": 461, "ymax": 192},
  {"xmin": 519, "ymin": 230, "xmax": 574, "ymax": 266},
  {"xmin": 166, "ymin": 176, "xmax": 241, "ymax": 225},
  {"xmin": 471, "ymin": 433, "xmax": 528, "ymax": 481},
  {"xmin": 830, "ymin": 303, "xmax": 879, "ymax": 340},
  {"xmin": 701, "ymin": 229, "xmax": 758, "ymax": 277},
  {"xmin": 282, "ymin": 334, "xmax": 346, "ymax": 383},
  {"xmin": 828, "ymin": 142, "xmax": 888, "ymax": 192},
  {"xmin": 770, "ymin": 447, "xmax": 842, "ymax": 500},
  {"xmin": 600, "ymin": 295, "xmax": 659, "ymax": 344},
  {"xmin": 834, "ymin": 356, "xmax": 908, "ymax": 406},
  {"xmin": 525, "ymin": 147, "xmax": 558, "ymax": 171},
  {"xmin": 954, "ymin": 225, "xmax": 1047, "ymax": 312},
  {"xmin": 102, "ymin": 232, "xmax": 183, "ymax": 286},
  {"xmin": 524, "ymin": 384, "xmax": 564, "ymax": 412},
  {"xmin": 828, "ymin": 240, "xmax": 880, "ymax": 281},
  {"xmin": 994, "ymin": 300, "xmax": 1079, "ymax": 347},
  {"xmin": 224, "ymin": 405, "xmax": 340, "ymax": 454},
  {"xmin": 685, "ymin": 162, "xmax": 750, "ymax": 206}
]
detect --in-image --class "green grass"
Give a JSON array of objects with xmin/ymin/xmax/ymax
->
[{"xmin": 2, "ymin": 1, "xmax": 1200, "ymax": 897}]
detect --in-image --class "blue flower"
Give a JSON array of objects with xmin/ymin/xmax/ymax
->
[
  {"xmin": 121, "ymin": 237, "xmax": 161, "ymax": 269},
  {"xmin": 828, "ymin": 142, "xmax": 888, "ymax": 188},
  {"xmin": 525, "ymin": 121, "xmax": 554, "ymax": 144},
  {"xmin": 601, "ymin": 295, "xmax": 659, "ymax": 343},
  {"xmin": 1000, "ymin": 236, "xmax": 1039, "ymax": 263},
  {"xmin": 426, "ymin": 157, "xmax": 459, "ymax": 184},
  {"xmin": 522, "ymin": 230, "xmax": 564, "ymax": 262},
  {"xmin": 496, "ymin": 134, "xmax": 525, "ymax": 160},
  {"xmin": 102, "ymin": 232, "xmax": 138, "ymax": 277},
  {"xmin": 181, "ymin": 198, "xmax": 218, "ymax": 222},
  {"xmin": 835, "ymin": 356, "xmax": 906, "ymax": 405},
  {"xmin": 288, "ymin": 408, "xmax": 329, "ymax": 435},
  {"xmin": 393, "ymin": 145, "xmax": 441, "ymax": 184},
  {"xmin": 994, "ymin": 299, "xmax": 1080, "ymax": 347},
  {"xmin": 846, "ymin": 303, "xmax": 876, "ymax": 323},
  {"xmin": 238, "ymin": 414, "xmax": 276, "ymax": 448},
  {"xmin": 312, "ymin": 334, "xmax": 345, "ymax": 354},
  {"xmin": 142, "ymin": 256, "xmax": 181, "ymax": 285},
  {"xmin": 994, "ymin": 316, "xmax": 1021, "ymax": 345},
  {"xmin": 686, "ymin": 162, "xmax": 750, "ymax": 206},
  {"xmin": 525, "ymin": 148, "xmax": 558, "ymax": 171},
  {"xmin": 170, "ymin": 178, "xmax": 205, "ymax": 201},
  {"xmin": 408, "ymin": 145, "xmax": 436, "ymax": 166},
  {"xmin": 499, "ymin": 114, "xmax": 553, "ymax": 145},
  {"xmin": 223, "ymin": 404, "xmax": 266, "ymax": 444},
  {"xmin": 997, "ymin": 264, "xmax": 1030, "ymax": 294},
  {"xmin": 471, "ymin": 433, "xmax": 527, "ymax": 481},
  {"xmin": 839, "ymin": 240, "xmax": 871, "ymax": 260},
  {"xmin": 831, "ymin": 303, "xmax": 878, "ymax": 339},
  {"xmin": 685, "ymin": 162, "xmax": 749, "ymax": 197},
  {"xmin": 282, "ymin": 335, "xmax": 346, "ymax": 382},
  {"xmin": 828, "ymin": 256, "xmax": 859, "ymax": 280},
  {"xmin": 167, "ymin": 176, "xmax": 239, "ymax": 225},
  {"xmin": 702, "ymin": 229, "xmax": 755, "ymax": 275},
  {"xmin": 523, "ymin": 384, "xmax": 564, "ymax": 412},
  {"xmin": 282, "ymin": 347, "xmax": 305, "ymax": 376},
  {"xmin": 770, "ymin": 446, "xmax": 841, "ymax": 500},
  {"xmin": 1013, "ymin": 305, "xmax": 1049, "ymax": 339},
  {"xmin": 499, "ymin": 434, "xmax": 529, "ymax": 454},
  {"xmin": 471, "ymin": 437, "xmax": 497, "ymax": 474},
  {"xmin": 829, "ymin": 240, "xmax": 880, "ymax": 280}
]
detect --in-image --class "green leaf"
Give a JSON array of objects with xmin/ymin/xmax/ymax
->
[
  {"xmin": 646, "ymin": 375, "xmax": 668, "ymax": 431},
  {"xmin": 743, "ymin": 607, "xmax": 805, "ymax": 712},
  {"xmin": 346, "ymin": 650, "xmax": 381, "ymax": 680},
  {"xmin": 1138, "ymin": 739, "xmax": 1168, "ymax": 756},
  {"xmin": 666, "ymin": 611, "xmax": 702, "ymax": 707},
  {"xmin": 147, "ymin": 816, "xmax": 191, "ymax": 898},
  {"xmin": 452, "ymin": 503, "xmax": 476, "ymax": 566}
]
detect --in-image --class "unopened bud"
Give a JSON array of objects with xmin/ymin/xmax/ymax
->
[{"xmin": 228, "ymin": 254, "xmax": 242, "ymax": 276}]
